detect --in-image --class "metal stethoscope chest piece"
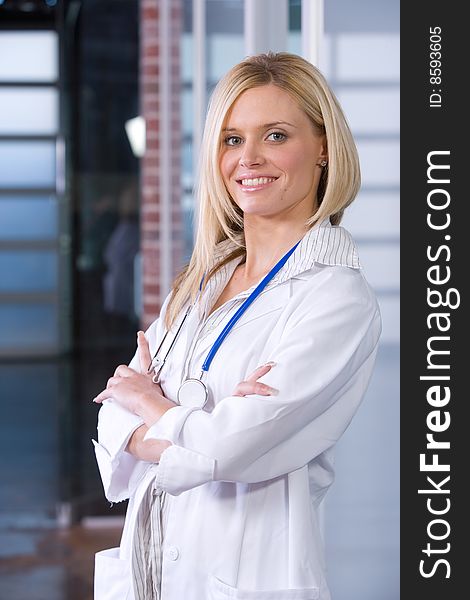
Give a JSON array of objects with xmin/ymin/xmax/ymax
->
[
  {"xmin": 147, "ymin": 239, "xmax": 301, "ymax": 411},
  {"xmin": 177, "ymin": 376, "xmax": 208, "ymax": 409}
]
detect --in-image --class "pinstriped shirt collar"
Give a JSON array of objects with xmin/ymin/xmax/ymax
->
[
  {"xmin": 278, "ymin": 217, "xmax": 360, "ymax": 278},
  {"xmin": 201, "ymin": 219, "xmax": 361, "ymax": 314}
]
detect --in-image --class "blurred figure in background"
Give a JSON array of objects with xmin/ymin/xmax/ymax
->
[{"xmin": 103, "ymin": 179, "xmax": 139, "ymax": 319}]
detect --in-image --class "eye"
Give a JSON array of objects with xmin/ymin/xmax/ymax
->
[
  {"xmin": 224, "ymin": 135, "xmax": 243, "ymax": 146},
  {"xmin": 266, "ymin": 131, "xmax": 287, "ymax": 142}
]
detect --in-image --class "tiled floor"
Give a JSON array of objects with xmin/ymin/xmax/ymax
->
[{"xmin": 0, "ymin": 524, "xmax": 121, "ymax": 600}]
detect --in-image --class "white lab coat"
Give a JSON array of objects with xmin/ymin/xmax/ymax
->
[{"xmin": 93, "ymin": 219, "xmax": 382, "ymax": 600}]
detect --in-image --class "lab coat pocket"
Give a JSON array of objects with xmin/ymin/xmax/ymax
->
[
  {"xmin": 208, "ymin": 575, "xmax": 319, "ymax": 599},
  {"xmin": 94, "ymin": 547, "xmax": 131, "ymax": 600}
]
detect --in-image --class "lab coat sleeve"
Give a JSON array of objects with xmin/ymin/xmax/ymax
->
[
  {"xmin": 146, "ymin": 271, "xmax": 382, "ymax": 496},
  {"xmin": 92, "ymin": 317, "xmax": 161, "ymax": 503}
]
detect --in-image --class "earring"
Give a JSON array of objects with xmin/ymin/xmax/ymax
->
[{"xmin": 319, "ymin": 160, "xmax": 327, "ymax": 167}]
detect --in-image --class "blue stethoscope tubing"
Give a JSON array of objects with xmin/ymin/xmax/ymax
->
[
  {"xmin": 201, "ymin": 240, "xmax": 300, "ymax": 372},
  {"xmin": 150, "ymin": 239, "xmax": 301, "ymax": 409}
]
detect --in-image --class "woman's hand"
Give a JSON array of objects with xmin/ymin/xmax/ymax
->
[
  {"xmin": 93, "ymin": 331, "xmax": 177, "ymax": 427},
  {"xmin": 126, "ymin": 423, "xmax": 171, "ymax": 463},
  {"xmin": 232, "ymin": 362, "xmax": 278, "ymax": 397}
]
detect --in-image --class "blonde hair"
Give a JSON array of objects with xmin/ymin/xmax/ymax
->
[{"xmin": 165, "ymin": 52, "xmax": 360, "ymax": 328}]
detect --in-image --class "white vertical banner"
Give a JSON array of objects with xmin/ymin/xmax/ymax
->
[
  {"xmin": 244, "ymin": 0, "xmax": 288, "ymax": 56},
  {"xmin": 302, "ymin": 0, "xmax": 325, "ymax": 538},
  {"xmin": 159, "ymin": 0, "xmax": 172, "ymax": 295},
  {"xmin": 192, "ymin": 0, "xmax": 206, "ymax": 241},
  {"xmin": 301, "ymin": 0, "xmax": 324, "ymax": 66}
]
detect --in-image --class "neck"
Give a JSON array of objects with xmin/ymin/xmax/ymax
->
[{"xmin": 240, "ymin": 216, "xmax": 310, "ymax": 280}]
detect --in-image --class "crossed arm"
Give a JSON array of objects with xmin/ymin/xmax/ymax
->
[{"xmin": 93, "ymin": 331, "xmax": 277, "ymax": 463}]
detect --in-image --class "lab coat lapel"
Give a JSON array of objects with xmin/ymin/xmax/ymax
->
[{"xmin": 230, "ymin": 279, "xmax": 292, "ymax": 332}]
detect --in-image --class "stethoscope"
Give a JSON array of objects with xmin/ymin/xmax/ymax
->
[{"xmin": 147, "ymin": 239, "xmax": 300, "ymax": 409}]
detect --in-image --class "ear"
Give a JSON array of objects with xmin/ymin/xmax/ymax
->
[
  {"xmin": 316, "ymin": 146, "xmax": 328, "ymax": 168},
  {"xmin": 318, "ymin": 136, "xmax": 328, "ymax": 162}
]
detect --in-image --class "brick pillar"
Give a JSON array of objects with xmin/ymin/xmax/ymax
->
[{"xmin": 140, "ymin": 0, "xmax": 183, "ymax": 329}]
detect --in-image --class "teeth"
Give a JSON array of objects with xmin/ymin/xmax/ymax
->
[{"xmin": 241, "ymin": 177, "xmax": 276, "ymax": 186}]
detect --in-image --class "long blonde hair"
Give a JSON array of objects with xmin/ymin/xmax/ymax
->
[{"xmin": 165, "ymin": 52, "xmax": 360, "ymax": 328}]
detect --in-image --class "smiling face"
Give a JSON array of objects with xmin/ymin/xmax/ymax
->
[{"xmin": 219, "ymin": 84, "xmax": 327, "ymax": 224}]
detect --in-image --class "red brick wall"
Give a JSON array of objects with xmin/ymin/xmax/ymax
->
[{"xmin": 140, "ymin": 0, "xmax": 183, "ymax": 329}]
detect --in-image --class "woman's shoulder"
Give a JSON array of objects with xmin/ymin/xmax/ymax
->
[
  {"xmin": 282, "ymin": 265, "xmax": 381, "ymax": 346},
  {"xmin": 292, "ymin": 262, "xmax": 380, "ymax": 317}
]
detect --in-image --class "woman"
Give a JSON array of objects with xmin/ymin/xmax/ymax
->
[{"xmin": 93, "ymin": 52, "xmax": 382, "ymax": 600}]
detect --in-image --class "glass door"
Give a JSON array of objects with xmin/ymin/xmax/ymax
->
[{"xmin": 0, "ymin": 29, "xmax": 66, "ymax": 357}]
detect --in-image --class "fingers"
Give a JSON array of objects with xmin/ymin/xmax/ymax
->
[
  {"xmin": 152, "ymin": 381, "xmax": 164, "ymax": 396},
  {"xmin": 93, "ymin": 387, "xmax": 112, "ymax": 404},
  {"xmin": 106, "ymin": 375, "xmax": 121, "ymax": 389},
  {"xmin": 137, "ymin": 331, "xmax": 153, "ymax": 374},
  {"xmin": 94, "ymin": 372, "xmax": 124, "ymax": 404},
  {"xmin": 113, "ymin": 364, "xmax": 134, "ymax": 378},
  {"xmin": 233, "ymin": 381, "xmax": 278, "ymax": 397},
  {"xmin": 232, "ymin": 361, "xmax": 278, "ymax": 397},
  {"xmin": 245, "ymin": 361, "xmax": 276, "ymax": 382}
]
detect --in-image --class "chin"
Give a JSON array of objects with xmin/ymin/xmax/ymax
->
[
  {"xmin": 236, "ymin": 204, "xmax": 270, "ymax": 217},
  {"xmin": 241, "ymin": 209, "xmax": 281, "ymax": 220},
  {"xmin": 233, "ymin": 197, "xmax": 274, "ymax": 215}
]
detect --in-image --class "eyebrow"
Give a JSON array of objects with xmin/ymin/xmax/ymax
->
[{"xmin": 222, "ymin": 121, "xmax": 297, "ymax": 132}]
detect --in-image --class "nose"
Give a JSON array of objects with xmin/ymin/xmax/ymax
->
[{"xmin": 239, "ymin": 139, "xmax": 264, "ymax": 168}]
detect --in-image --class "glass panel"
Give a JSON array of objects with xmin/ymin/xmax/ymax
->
[
  {"xmin": 0, "ymin": 31, "xmax": 58, "ymax": 82},
  {"xmin": 182, "ymin": 138, "xmax": 193, "ymax": 178},
  {"xmin": 288, "ymin": 0, "xmax": 301, "ymax": 54},
  {"xmin": 0, "ymin": 141, "xmax": 56, "ymax": 188},
  {"xmin": 323, "ymin": 3, "xmax": 399, "ymax": 597},
  {"xmin": 320, "ymin": 35, "xmax": 332, "ymax": 79},
  {"xmin": 181, "ymin": 32, "xmax": 193, "ymax": 82},
  {"xmin": 205, "ymin": 0, "xmax": 245, "ymax": 82},
  {"xmin": 325, "ymin": 0, "xmax": 399, "ymax": 34},
  {"xmin": 208, "ymin": 34, "xmax": 244, "ymax": 81},
  {"xmin": 337, "ymin": 87, "xmax": 399, "ymax": 135},
  {"xmin": 181, "ymin": 87, "xmax": 193, "ymax": 137},
  {"xmin": 356, "ymin": 243, "xmax": 400, "ymax": 290},
  {"xmin": 0, "ymin": 88, "xmax": 59, "ymax": 135},
  {"xmin": 0, "ymin": 196, "xmax": 58, "ymax": 241},
  {"xmin": 336, "ymin": 33, "xmax": 400, "ymax": 81},
  {"xmin": 0, "ymin": 251, "xmax": 57, "ymax": 293},
  {"xmin": 181, "ymin": 0, "xmax": 244, "ymax": 261},
  {"xmin": 356, "ymin": 140, "xmax": 400, "ymax": 187},
  {"xmin": 75, "ymin": 0, "xmax": 139, "ymax": 344},
  {"xmin": 342, "ymin": 192, "xmax": 399, "ymax": 238},
  {"xmin": 0, "ymin": 303, "xmax": 57, "ymax": 349}
]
